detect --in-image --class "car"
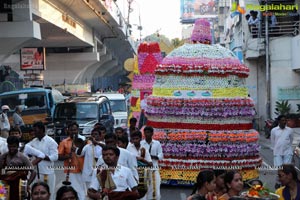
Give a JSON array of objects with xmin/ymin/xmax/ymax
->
[
  {"xmin": 93, "ymin": 93, "xmax": 128, "ymax": 129},
  {"xmin": 47, "ymin": 95, "xmax": 114, "ymax": 143}
]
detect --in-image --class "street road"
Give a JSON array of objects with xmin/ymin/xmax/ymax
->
[{"xmin": 50, "ymin": 133, "xmax": 283, "ymax": 200}]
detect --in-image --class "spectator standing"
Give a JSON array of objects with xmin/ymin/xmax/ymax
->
[
  {"xmin": 271, "ymin": 115, "xmax": 294, "ymax": 167},
  {"xmin": 26, "ymin": 121, "xmax": 58, "ymax": 200},
  {"xmin": 141, "ymin": 126, "xmax": 163, "ymax": 200},
  {"xmin": 0, "ymin": 105, "xmax": 10, "ymax": 138},
  {"xmin": 58, "ymin": 122, "xmax": 86, "ymax": 200},
  {"xmin": 12, "ymin": 105, "xmax": 25, "ymax": 130}
]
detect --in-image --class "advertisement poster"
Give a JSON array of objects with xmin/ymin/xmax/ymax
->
[
  {"xmin": 181, "ymin": 0, "xmax": 218, "ymax": 23},
  {"xmin": 20, "ymin": 47, "xmax": 46, "ymax": 70}
]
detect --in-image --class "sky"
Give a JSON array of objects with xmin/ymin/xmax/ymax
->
[{"xmin": 129, "ymin": 0, "xmax": 182, "ymax": 40}]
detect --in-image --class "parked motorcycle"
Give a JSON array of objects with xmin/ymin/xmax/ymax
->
[{"xmin": 264, "ymin": 118, "xmax": 278, "ymax": 139}]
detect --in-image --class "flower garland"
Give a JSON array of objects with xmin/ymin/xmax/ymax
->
[
  {"xmin": 132, "ymin": 74, "xmax": 155, "ymax": 89},
  {"xmin": 152, "ymin": 129, "xmax": 259, "ymax": 143},
  {"xmin": 152, "ymin": 87, "xmax": 249, "ymax": 98},
  {"xmin": 159, "ymin": 157, "xmax": 262, "ymax": 169},
  {"xmin": 161, "ymin": 142, "xmax": 260, "ymax": 158},
  {"xmin": 146, "ymin": 105, "xmax": 255, "ymax": 118},
  {"xmin": 147, "ymin": 97, "xmax": 254, "ymax": 107},
  {"xmin": 155, "ymin": 64, "xmax": 249, "ymax": 78},
  {"xmin": 146, "ymin": 115, "xmax": 253, "ymax": 124},
  {"xmin": 154, "ymin": 75, "xmax": 245, "ymax": 89},
  {"xmin": 146, "ymin": 120, "xmax": 253, "ymax": 130},
  {"xmin": 138, "ymin": 42, "xmax": 161, "ymax": 54},
  {"xmin": 0, "ymin": 180, "xmax": 7, "ymax": 199},
  {"xmin": 164, "ymin": 44, "xmax": 242, "ymax": 60}
]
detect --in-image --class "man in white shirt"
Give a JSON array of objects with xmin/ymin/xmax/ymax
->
[
  {"xmin": 271, "ymin": 115, "xmax": 294, "ymax": 167},
  {"xmin": 76, "ymin": 128, "xmax": 102, "ymax": 188},
  {"xmin": 26, "ymin": 122, "xmax": 58, "ymax": 200},
  {"xmin": 95, "ymin": 133, "xmax": 139, "ymax": 180},
  {"xmin": 140, "ymin": 126, "xmax": 163, "ymax": 200},
  {"xmin": 0, "ymin": 105, "xmax": 10, "ymax": 138},
  {"xmin": 87, "ymin": 146, "xmax": 139, "ymax": 200}
]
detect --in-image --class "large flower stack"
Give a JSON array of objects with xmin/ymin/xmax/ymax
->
[
  {"xmin": 130, "ymin": 43, "xmax": 163, "ymax": 123},
  {"xmin": 145, "ymin": 19, "xmax": 261, "ymax": 185}
]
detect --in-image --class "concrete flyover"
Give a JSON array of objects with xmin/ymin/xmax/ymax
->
[{"xmin": 0, "ymin": 0, "xmax": 135, "ymax": 85}]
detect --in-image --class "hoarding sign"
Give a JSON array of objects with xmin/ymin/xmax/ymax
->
[
  {"xmin": 180, "ymin": 0, "xmax": 218, "ymax": 24},
  {"xmin": 20, "ymin": 48, "xmax": 46, "ymax": 70}
]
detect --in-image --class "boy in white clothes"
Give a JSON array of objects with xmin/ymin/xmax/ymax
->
[
  {"xmin": 127, "ymin": 131, "xmax": 153, "ymax": 200},
  {"xmin": 76, "ymin": 128, "xmax": 102, "ymax": 188},
  {"xmin": 95, "ymin": 133, "xmax": 139, "ymax": 180},
  {"xmin": 140, "ymin": 126, "xmax": 163, "ymax": 200}
]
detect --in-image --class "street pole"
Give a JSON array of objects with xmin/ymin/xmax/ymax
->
[{"xmin": 265, "ymin": 2, "xmax": 271, "ymax": 119}]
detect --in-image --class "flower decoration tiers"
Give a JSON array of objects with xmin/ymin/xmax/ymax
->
[
  {"xmin": 152, "ymin": 87, "xmax": 249, "ymax": 97},
  {"xmin": 152, "ymin": 129, "xmax": 259, "ymax": 143},
  {"xmin": 147, "ymin": 118, "xmax": 253, "ymax": 130},
  {"xmin": 147, "ymin": 97, "xmax": 254, "ymax": 107},
  {"xmin": 161, "ymin": 142, "xmax": 260, "ymax": 158},
  {"xmin": 154, "ymin": 75, "xmax": 245, "ymax": 89},
  {"xmin": 159, "ymin": 157, "xmax": 262, "ymax": 169},
  {"xmin": 191, "ymin": 19, "xmax": 212, "ymax": 44},
  {"xmin": 145, "ymin": 28, "xmax": 260, "ymax": 184},
  {"xmin": 132, "ymin": 74, "xmax": 155, "ymax": 89}
]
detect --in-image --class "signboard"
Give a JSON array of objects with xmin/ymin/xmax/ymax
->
[
  {"xmin": 20, "ymin": 48, "xmax": 46, "ymax": 70},
  {"xmin": 180, "ymin": 0, "xmax": 218, "ymax": 24},
  {"xmin": 278, "ymin": 87, "xmax": 300, "ymax": 100}
]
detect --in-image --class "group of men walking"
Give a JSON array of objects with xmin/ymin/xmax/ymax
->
[{"xmin": 0, "ymin": 114, "xmax": 163, "ymax": 200}]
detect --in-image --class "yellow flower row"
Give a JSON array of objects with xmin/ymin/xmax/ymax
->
[
  {"xmin": 152, "ymin": 87, "xmax": 249, "ymax": 97},
  {"xmin": 160, "ymin": 168, "xmax": 259, "ymax": 181}
]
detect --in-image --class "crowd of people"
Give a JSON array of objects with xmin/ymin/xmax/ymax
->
[
  {"xmin": 1, "ymin": 100, "xmax": 300, "ymax": 200},
  {"xmin": 0, "ymin": 113, "xmax": 163, "ymax": 200}
]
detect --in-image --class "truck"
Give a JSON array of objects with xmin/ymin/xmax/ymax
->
[{"xmin": 0, "ymin": 87, "xmax": 64, "ymax": 141}]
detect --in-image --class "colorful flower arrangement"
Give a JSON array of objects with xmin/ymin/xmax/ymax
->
[
  {"xmin": 0, "ymin": 180, "xmax": 7, "ymax": 199},
  {"xmin": 161, "ymin": 142, "xmax": 260, "ymax": 158},
  {"xmin": 146, "ymin": 105, "xmax": 255, "ymax": 118},
  {"xmin": 155, "ymin": 63, "xmax": 249, "ymax": 77},
  {"xmin": 147, "ymin": 97, "xmax": 254, "ymax": 107},
  {"xmin": 132, "ymin": 74, "xmax": 155, "ymax": 89},
  {"xmin": 163, "ymin": 44, "xmax": 243, "ymax": 60},
  {"xmin": 154, "ymin": 75, "xmax": 245, "ymax": 89},
  {"xmin": 152, "ymin": 87, "xmax": 249, "ymax": 97},
  {"xmin": 147, "ymin": 120, "xmax": 253, "ymax": 130},
  {"xmin": 244, "ymin": 184, "xmax": 278, "ymax": 199},
  {"xmin": 190, "ymin": 19, "xmax": 212, "ymax": 44},
  {"xmin": 138, "ymin": 43, "xmax": 163, "ymax": 74},
  {"xmin": 152, "ymin": 129, "xmax": 259, "ymax": 143},
  {"xmin": 159, "ymin": 157, "xmax": 262, "ymax": 169}
]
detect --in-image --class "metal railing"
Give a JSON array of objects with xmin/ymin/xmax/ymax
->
[{"xmin": 250, "ymin": 20, "xmax": 300, "ymax": 38}]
